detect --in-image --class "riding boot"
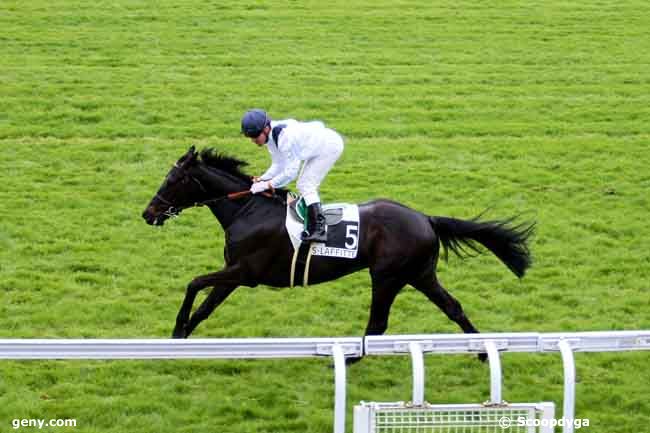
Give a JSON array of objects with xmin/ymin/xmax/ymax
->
[{"xmin": 302, "ymin": 203, "xmax": 327, "ymax": 243}]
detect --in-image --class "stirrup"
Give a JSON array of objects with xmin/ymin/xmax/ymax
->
[
  {"xmin": 302, "ymin": 229, "xmax": 327, "ymax": 243},
  {"xmin": 302, "ymin": 233, "xmax": 327, "ymax": 243}
]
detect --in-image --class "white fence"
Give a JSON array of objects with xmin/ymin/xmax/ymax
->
[
  {"xmin": 1, "ymin": 331, "xmax": 649, "ymax": 433},
  {"xmin": 0, "ymin": 337, "xmax": 362, "ymax": 433}
]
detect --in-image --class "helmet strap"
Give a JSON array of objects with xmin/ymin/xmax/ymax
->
[{"xmin": 263, "ymin": 125, "xmax": 271, "ymax": 144}]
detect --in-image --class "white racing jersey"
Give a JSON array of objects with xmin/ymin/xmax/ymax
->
[{"xmin": 261, "ymin": 119, "xmax": 342, "ymax": 189}]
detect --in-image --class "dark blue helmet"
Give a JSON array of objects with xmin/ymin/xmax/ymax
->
[{"xmin": 241, "ymin": 109, "xmax": 270, "ymax": 138}]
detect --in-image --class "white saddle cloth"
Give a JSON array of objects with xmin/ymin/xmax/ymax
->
[{"xmin": 285, "ymin": 201, "xmax": 360, "ymax": 259}]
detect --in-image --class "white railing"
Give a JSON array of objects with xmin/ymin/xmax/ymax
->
[
  {"xmin": 0, "ymin": 337, "xmax": 362, "ymax": 359},
  {"xmin": 1, "ymin": 331, "xmax": 649, "ymax": 433}
]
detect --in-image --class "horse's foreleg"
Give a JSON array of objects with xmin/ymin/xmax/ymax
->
[
  {"xmin": 172, "ymin": 265, "xmax": 241, "ymax": 338},
  {"xmin": 184, "ymin": 285, "xmax": 237, "ymax": 337}
]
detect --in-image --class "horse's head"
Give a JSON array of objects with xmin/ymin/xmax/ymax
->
[{"xmin": 142, "ymin": 146, "xmax": 204, "ymax": 226}]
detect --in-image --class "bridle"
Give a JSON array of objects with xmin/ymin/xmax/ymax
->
[{"xmin": 154, "ymin": 165, "xmax": 276, "ymax": 218}]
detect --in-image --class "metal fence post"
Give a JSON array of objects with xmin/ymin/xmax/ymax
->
[
  {"xmin": 409, "ymin": 342, "xmax": 425, "ymax": 405},
  {"xmin": 558, "ymin": 339, "xmax": 575, "ymax": 433},
  {"xmin": 485, "ymin": 340, "xmax": 502, "ymax": 405},
  {"xmin": 332, "ymin": 343, "xmax": 347, "ymax": 433}
]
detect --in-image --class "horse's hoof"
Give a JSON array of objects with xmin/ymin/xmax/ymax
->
[
  {"xmin": 345, "ymin": 356, "xmax": 363, "ymax": 366},
  {"xmin": 478, "ymin": 352, "xmax": 487, "ymax": 363}
]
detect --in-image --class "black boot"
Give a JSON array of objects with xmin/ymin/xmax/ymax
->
[{"xmin": 302, "ymin": 203, "xmax": 327, "ymax": 243}]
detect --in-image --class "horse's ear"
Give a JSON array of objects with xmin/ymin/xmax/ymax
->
[
  {"xmin": 179, "ymin": 146, "xmax": 198, "ymax": 168},
  {"xmin": 188, "ymin": 146, "xmax": 199, "ymax": 163}
]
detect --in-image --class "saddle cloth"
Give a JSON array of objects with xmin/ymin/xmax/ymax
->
[{"xmin": 285, "ymin": 197, "xmax": 360, "ymax": 259}]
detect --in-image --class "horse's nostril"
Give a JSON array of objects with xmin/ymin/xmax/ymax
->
[{"xmin": 142, "ymin": 207, "xmax": 157, "ymax": 224}]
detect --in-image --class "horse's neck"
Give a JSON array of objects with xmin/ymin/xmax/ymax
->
[{"xmin": 194, "ymin": 165, "xmax": 251, "ymax": 229}]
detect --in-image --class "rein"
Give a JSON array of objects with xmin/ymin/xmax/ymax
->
[
  {"xmin": 156, "ymin": 162, "xmax": 279, "ymax": 219},
  {"xmin": 189, "ymin": 171, "xmax": 276, "ymax": 206},
  {"xmin": 196, "ymin": 188, "xmax": 275, "ymax": 207},
  {"xmin": 156, "ymin": 179, "xmax": 276, "ymax": 217}
]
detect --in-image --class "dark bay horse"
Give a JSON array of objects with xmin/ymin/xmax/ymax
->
[{"xmin": 142, "ymin": 146, "xmax": 534, "ymax": 361}]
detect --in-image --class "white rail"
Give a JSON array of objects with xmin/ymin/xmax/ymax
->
[
  {"xmin": 0, "ymin": 337, "xmax": 362, "ymax": 360},
  {"xmin": 1, "ymin": 331, "xmax": 649, "ymax": 433},
  {"xmin": 363, "ymin": 330, "xmax": 650, "ymax": 355}
]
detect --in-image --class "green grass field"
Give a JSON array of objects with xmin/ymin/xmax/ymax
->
[{"xmin": 1, "ymin": 0, "xmax": 650, "ymax": 432}]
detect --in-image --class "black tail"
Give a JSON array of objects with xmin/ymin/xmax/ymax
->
[{"xmin": 429, "ymin": 215, "xmax": 535, "ymax": 278}]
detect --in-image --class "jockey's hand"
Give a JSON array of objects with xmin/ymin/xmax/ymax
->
[
  {"xmin": 251, "ymin": 176, "xmax": 262, "ymax": 182},
  {"xmin": 250, "ymin": 181, "xmax": 270, "ymax": 194}
]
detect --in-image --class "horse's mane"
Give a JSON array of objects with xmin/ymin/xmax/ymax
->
[
  {"xmin": 199, "ymin": 148, "xmax": 251, "ymax": 184},
  {"xmin": 198, "ymin": 147, "xmax": 289, "ymax": 198}
]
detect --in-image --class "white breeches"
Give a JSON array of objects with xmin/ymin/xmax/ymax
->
[{"xmin": 297, "ymin": 130, "xmax": 344, "ymax": 205}]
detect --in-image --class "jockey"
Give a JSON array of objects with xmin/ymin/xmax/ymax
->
[{"xmin": 241, "ymin": 109, "xmax": 344, "ymax": 243}]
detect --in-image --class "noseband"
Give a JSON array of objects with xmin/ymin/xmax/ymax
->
[{"xmin": 154, "ymin": 167, "xmax": 210, "ymax": 217}]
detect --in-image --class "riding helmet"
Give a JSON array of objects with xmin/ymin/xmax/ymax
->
[{"xmin": 241, "ymin": 109, "xmax": 270, "ymax": 138}]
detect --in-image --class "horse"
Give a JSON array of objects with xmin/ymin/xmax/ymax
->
[{"xmin": 142, "ymin": 146, "xmax": 535, "ymax": 362}]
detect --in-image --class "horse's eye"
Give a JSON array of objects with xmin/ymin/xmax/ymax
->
[{"xmin": 167, "ymin": 172, "xmax": 181, "ymax": 184}]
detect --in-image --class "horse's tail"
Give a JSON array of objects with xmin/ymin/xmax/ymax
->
[{"xmin": 428, "ymin": 215, "xmax": 535, "ymax": 278}]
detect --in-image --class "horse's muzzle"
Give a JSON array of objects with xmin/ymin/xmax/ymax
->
[{"xmin": 142, "ymin": 206, "xmax": 168, "ymax": 226}]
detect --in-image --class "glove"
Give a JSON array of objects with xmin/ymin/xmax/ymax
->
[{"xmin": 250, "ymin": 181, "xmax": 270, "ymax": 194}]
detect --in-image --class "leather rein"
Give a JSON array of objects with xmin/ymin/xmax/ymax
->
[{"xmin": 155, "ymin": 172, "xmax": 275, "ymax": 218}]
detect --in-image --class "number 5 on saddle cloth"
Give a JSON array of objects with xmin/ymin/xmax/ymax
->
[{"xmin": 286, "ymin": 196, "xmax": 360, "ymax": 287}]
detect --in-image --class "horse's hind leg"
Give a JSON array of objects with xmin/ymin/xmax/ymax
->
[
  {"xmin": 347, "ymin": 274, "xmax": 405, "ymax": 365},
  {"xmin": 410, "ymin": 270, "xmax": 486, "ymax": 361},
  {"xmin": 365, "ymin": 277, "xmax": 404, "ymax": 336}
]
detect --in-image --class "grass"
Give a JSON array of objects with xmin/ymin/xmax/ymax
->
[{"xmin": 1, "ymin": 0, "xmax": 650, "ymax": 432}]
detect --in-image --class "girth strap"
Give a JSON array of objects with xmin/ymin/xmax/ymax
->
[{"xmin": 290, "ymin": 241, "xmax": 314, "ymax": 287}]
